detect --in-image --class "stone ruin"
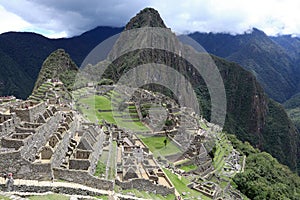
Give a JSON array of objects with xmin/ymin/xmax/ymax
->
[
  {"xmin": 0, "ymin": 96, "xmax": 16, "ymax": 104},
  {"xmin": 0, "ymin": 81, "xmax": 114, "ymax": 190},
  {"xmin": 115, "ymin": 131, "xmax": 175, "ymax": 195},
  {"xmin": 0, "ymin": 81, "xmax": 244, "ymax": 199}
]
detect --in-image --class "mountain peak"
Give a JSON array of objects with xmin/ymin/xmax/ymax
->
[
  {"xmin": 33, "ymin": 49, "xmax": 78, "ymax": 92},
  {"xmin": 125, "ymin": 8, "xmax": 167, "ymax": 30}
]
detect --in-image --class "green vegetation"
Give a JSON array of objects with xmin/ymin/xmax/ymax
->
[
  {"xmin": 140, "ymin": 136, "xmax": 182, "ymax": 157},
  {"xmin": 212, "ymin": 132, "xmax": 234, "ymax": 173},
  {"xmin": 28, "ymin": 193, "xmax": 69, "ymax": 200},
  {"xmin": 33, "ymin": 49, "xmax": 78, "ymax": 92},
  {"xmin": 212, "ymin": 57, "xmax": 299, "ymax": 174},
  {"xmin": 262, "ymin": 100, "xmax": 299, "ymax": 173},
  {"xmin": 199, "ymin": 120, "xmax": 208, "ymax": 130},
  {"xmin": 190, "ymin": 29, "xmax": 297, "ymax": 103},
  {"xmin": 102, "ymin": 36, "xmax": 300, "ymax": 174},
  {"xmin": 94, "ymin": 160, "xmax": 106, "ymax": 176},
  {"xmin": 78, "ymin": 95, "xmax": 114, "ymax": 124},
  {"xmin": 179, "ymin": 164, "xmax": 197, "ymax": 172},
  {"xmin": 125, "ymin": 8, "xmax": 167, "ymax": 30},
  {"xmin": 0, "ymin": 195, "xmax": 10, "ymax": 200},
  {"xmin": 284, "ymin": 92, "xmax": 300, "ymax": 131},
  {"xmin": 284, "ymin": 92, "xmax": 300, "ymax": 109},
  {"xmin": 97, "ymin": 78, "xmax": 114, "ymax": 86},
  {"xmin": 228, "ymin": 134, "xmax": 300, "ymax": 200},
  {"xmin": 286, "ymin": 107, "xmax": 300, "ymax": 130},
  {"xmin": 95, "ymin": 195, "xmax": 109, "ymax": 200},
  {"xmin": 77, "ymin": 93, "xmax": 149, "ymax": 131},
  {"xmin": 163, "ymin": 168, "xmax": 209, "ymax": 200}
]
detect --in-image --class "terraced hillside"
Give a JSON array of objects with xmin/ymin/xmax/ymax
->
[{"xmin": 74, "ymin": 87, "xmax": 149, "ymax": 132}]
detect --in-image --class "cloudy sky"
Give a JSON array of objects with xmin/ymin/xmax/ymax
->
[{"xmin": 0, "ymin": 0, "xmax": 299, "ymax": 38}]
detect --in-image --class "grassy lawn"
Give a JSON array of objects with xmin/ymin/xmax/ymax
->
[
  {"xmin": 78, "ymin": 95, "xmax": 116, "ymax": 124},
  {"xmin": 162, "ymin": 168, "xmax": 208, "ymax": 200},
  {"xmin": 0, "ymin": 195, "xmax": 10, "ymax": 200},
  {"xmin": 179, "ymin": 164, "xmax": 198, "ymax": 172},
  {"xmin": 77, "ymin": 94, "xmax": 149, "ymax": 131},
  {"xmin": 140, "ymin": 136, "xmax": 182, "ymax": 157},
  {"xmin": 94, "ymin": 160, "xmax": 106, "ymax": 177},
  {"xmin": 28, "ymin": 194, "xmax": 69, "ymax": 200},
  {"xmin": 116, "ymin": 119, "xmax": 149, "ymax": 132}
]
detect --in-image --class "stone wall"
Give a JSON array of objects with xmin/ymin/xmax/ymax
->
[
  {"xmin": 0, "ymin": 151, "xmax": 24, "ymax": 176},
  {"xmin": 0, "ymin": 137, "xmax": 24, "ymax": 149},
  {"xmin": 0, "ymin": 184, "xmax": 109, "ymax": 197},
  {"xmin": 53, "ymin": 168, "xmax": 114, "ymax": 190},
  {"xmin": 0, "ymin": 113, "xmax": 18, "ymax": 137},
  {"xmin": 0, "ymin": 150, "xmax": 52, "ymax": 180},
  {"xmin": 69, "ymin": 159, "xmax": 90, "ymax": 170},
  {"xmin": 13, "ymin": 101, "xmax": 46, "ymax": 122},
  {"xmin": 26, "ymin": 162, "xmax": 52, "ymax": 180},
  {"xmin": 20, "ymin": 112, "xmax": 62, "ymax": 162},
  {"xmin": 21, "ymin": 112, "xmax": 62, "ymax": 161},
  {"xmin": 51, "ymin": 120, "xmax": 77, "ymax": 168},
  {"xmin": 116, "ymin": 179, "xmax": 174, "ymax": 196},
  {"xmin": 88, "ymin": 128, "xmax": 104, "ymax": 174}
]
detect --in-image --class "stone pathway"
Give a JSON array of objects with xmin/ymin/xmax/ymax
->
[
  {"xmin": 0, "ymin": 177, "xmax": 112, "ymax": 196},
  {"xmin": 0, "ymin": 190, "xmax": 150, "ymax": 200},
  {"xmin": 0, "ymin": 177, "xmax": 151, "ymax": 200}
]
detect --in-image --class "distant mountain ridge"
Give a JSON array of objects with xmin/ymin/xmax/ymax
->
[
  {"xmin": 189, "ymin": 28, "xmax": 300, "ymax": 103},
  {"xmin": 1, "ymin": 22, "xmax": 300, "ymax": 103},
  {"xmin": 0, "ymin": 26, "xmax": 123, "ymax": 99}
]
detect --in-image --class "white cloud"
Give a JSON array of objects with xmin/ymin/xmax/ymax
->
[
  {"xmin": 0, "ymin": 0, "xmax": 300, "ymax": 37},
  {"xmin": 0, "ymin": 5, "xmax": 30, "ymax": 34},
  {"xmin": 152, "ymin": 0, "xmax": 300, "ymax": 36}
]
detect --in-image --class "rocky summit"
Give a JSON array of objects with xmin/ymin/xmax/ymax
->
[{"xmin": 125, "ymin": 8, "xmax": 167, "ymax": 30}]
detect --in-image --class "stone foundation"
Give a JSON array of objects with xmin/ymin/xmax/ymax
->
[
  {"xmin": 116, "ymin": 179, "xmax": 174, "ymax": 196},
  {"xmin": 53, "ymin": 168, "xmax": 114, "ymax": 191}
]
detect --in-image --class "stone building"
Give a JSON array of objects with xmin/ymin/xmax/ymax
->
[{"xmin": 115, "ymin": 134, "xmax": 175, "ymax": 195}]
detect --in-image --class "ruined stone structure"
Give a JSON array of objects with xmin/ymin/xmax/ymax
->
[
  {"xmin": 0, "ymin": 96, "xmax": 16, "ymax": 104},
  {"xmin": 115, "ymin": 132, "xmax": 175, "ymax": 195},
  {"xmin": 0, "ymin": 112, "xmax": 19, "ymax": 137},
  {"xmin": 0, "ymin": 81, "xmax": 244, "ymax": 199}
]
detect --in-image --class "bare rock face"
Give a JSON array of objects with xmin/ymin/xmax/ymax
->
[{"xmin": 125, "ymin": 8, "xmax": 167, "ymax": 30}]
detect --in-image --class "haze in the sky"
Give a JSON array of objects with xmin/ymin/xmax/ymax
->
[{"xmin": 0, "ymin": 0, "xmax": 299, "ymax": 38}]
